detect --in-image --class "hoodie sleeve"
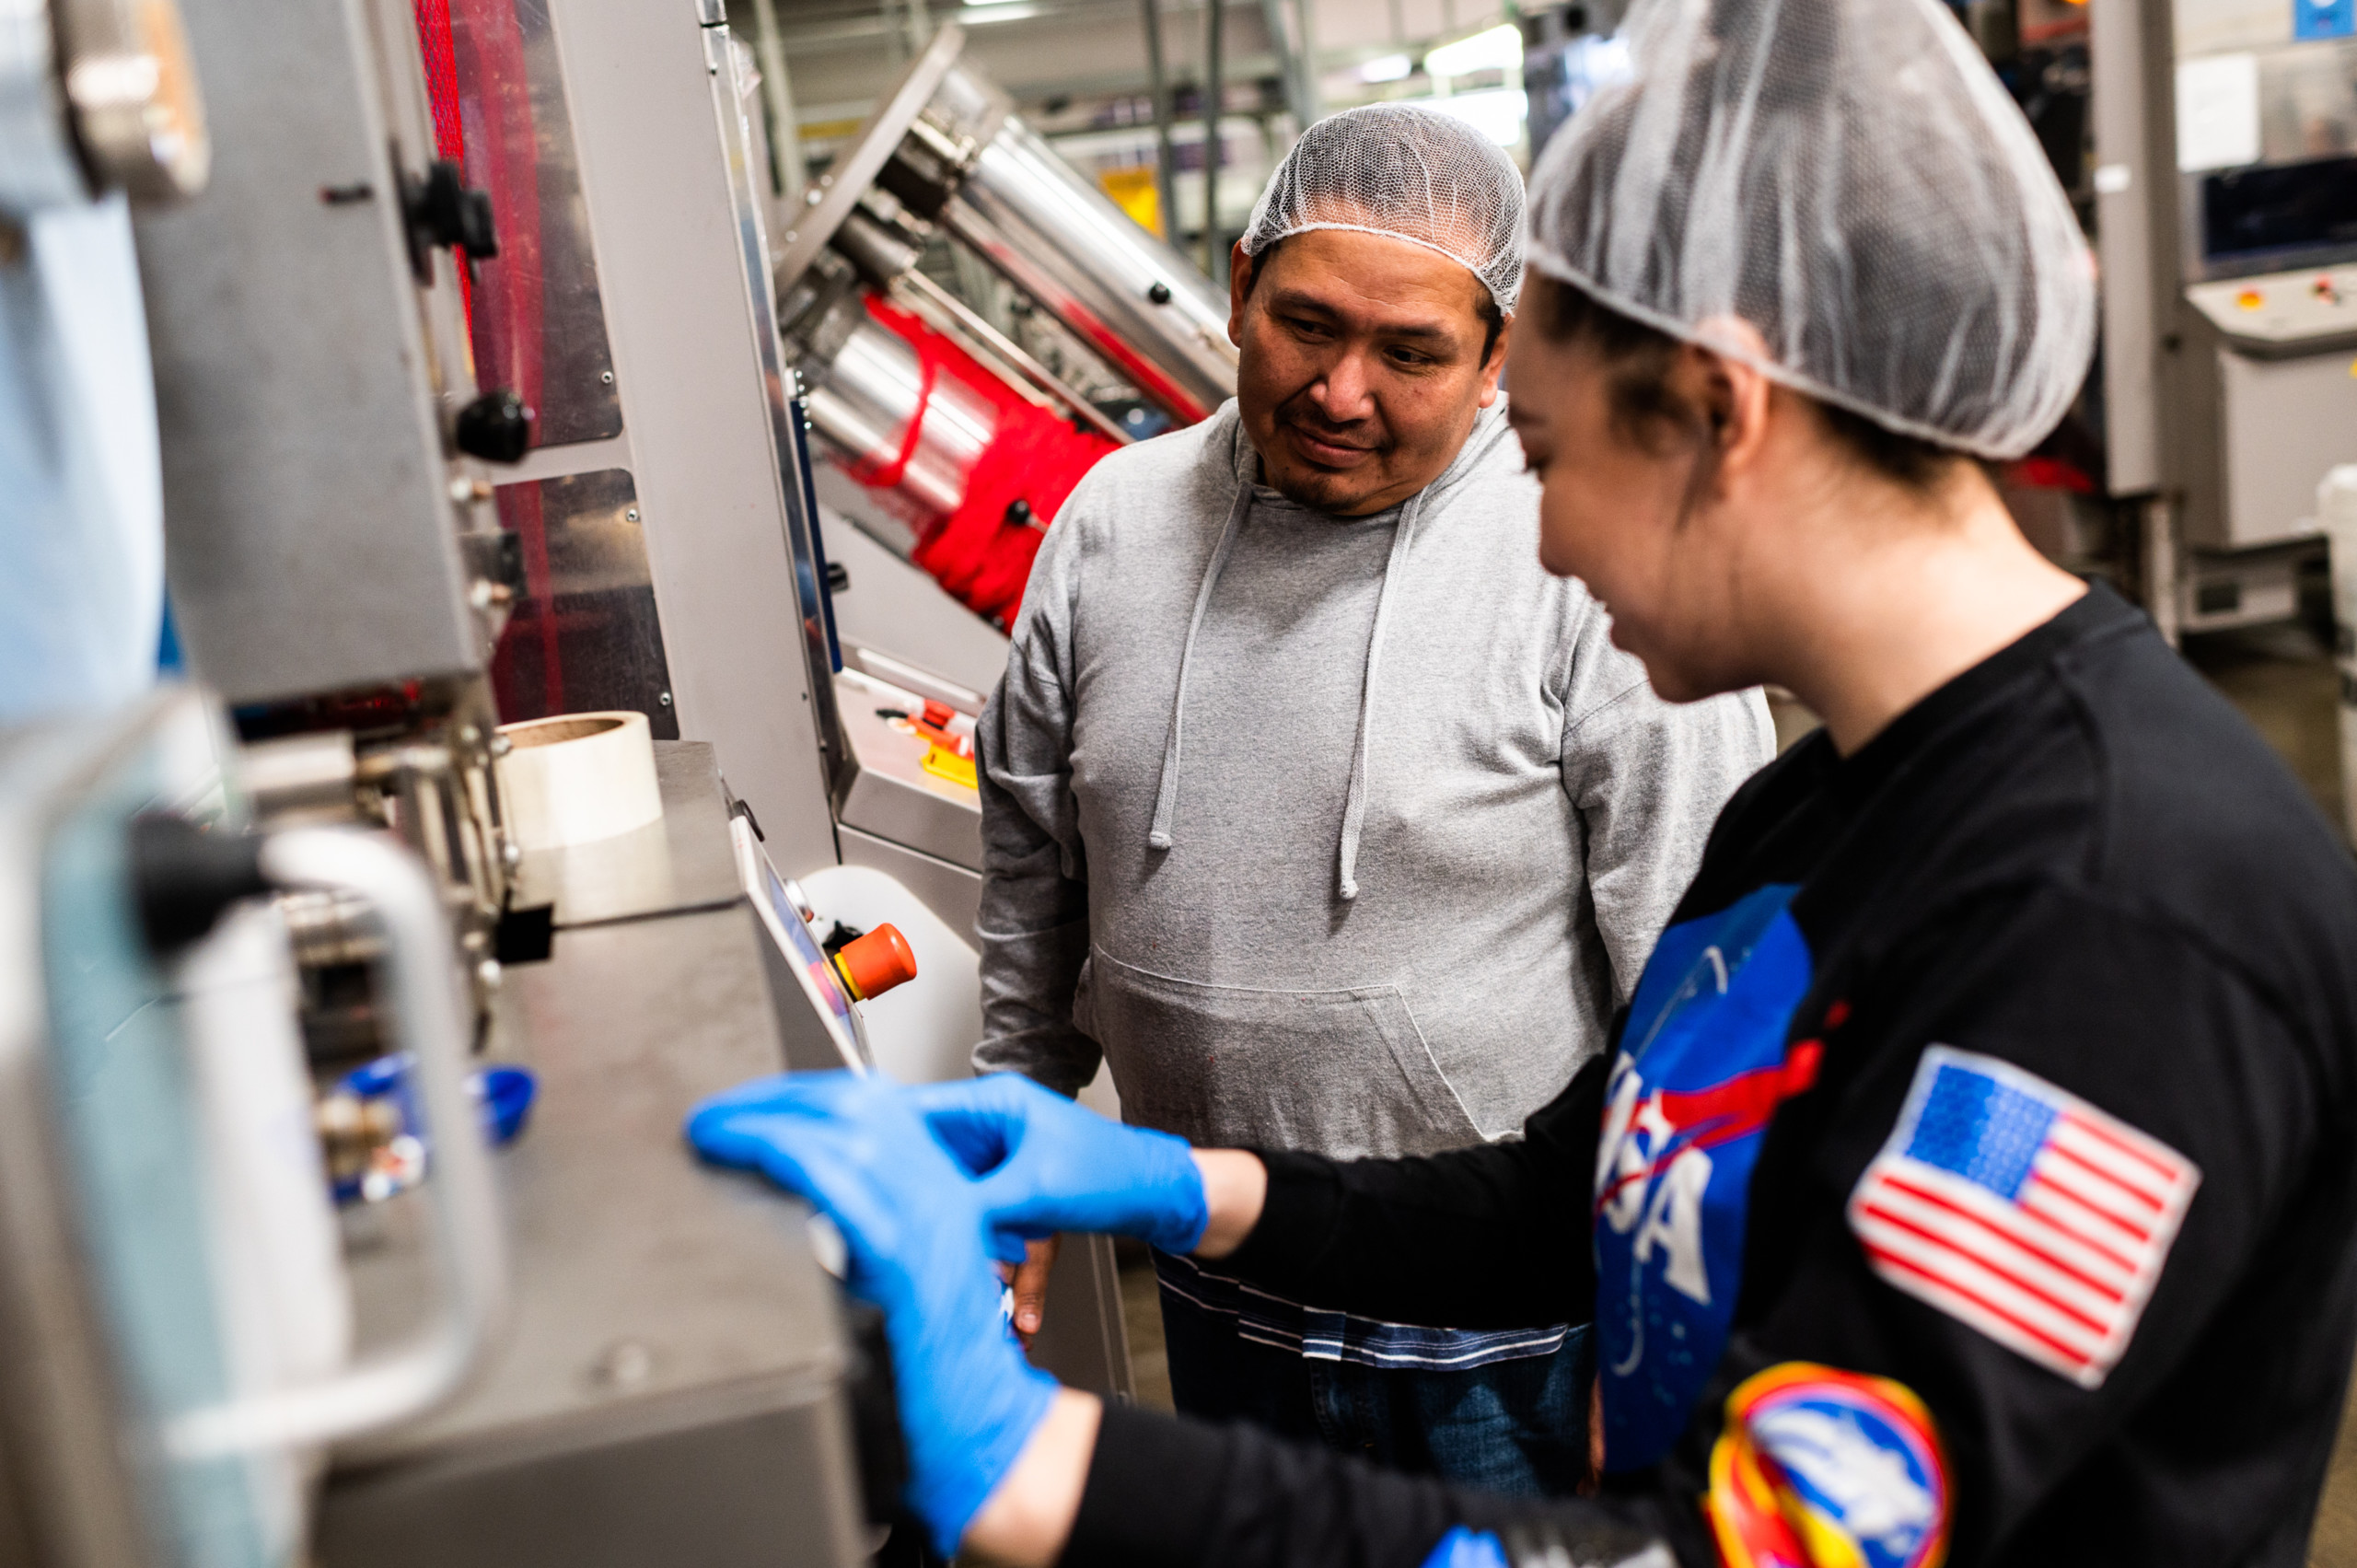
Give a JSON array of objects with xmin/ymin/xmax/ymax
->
[
  {"xmin": 1559, "ymin": 610, "xmax": 1776, "ymax": 1006},
  {"xmin": 971, "ymin": 493, "xmax": 1102, "ymax": 1096}
]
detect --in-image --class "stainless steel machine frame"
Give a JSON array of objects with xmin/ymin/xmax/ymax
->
[
  {"xmin": 429, "ymin": 0, "xmax": 849, "ymax": 877},
  {"xmin": 135, "ymin": 0, "xmax": 526, "ymax": 998},
  {"xmin": 2090, "ymin": 0, "xmax": 2357, "ymax": 633},
  {"xmin": 315, "ymin": 744, "xmax": 870, "ymax": 1568}
]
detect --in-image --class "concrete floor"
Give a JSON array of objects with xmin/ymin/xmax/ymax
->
[{"xmin": 1110, "ymin": 622, "xmax": 2357, "ymax": 1557}]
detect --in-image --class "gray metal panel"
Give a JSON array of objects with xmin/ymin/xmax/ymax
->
[
  {"xmin": 539, "ymin": 0, "xmax": 839, "ymax": 876},
  {"xmin": 834, "ymin": 691, "xmax": 983, "ymax": 871},
  {"xmin": 1028, "ymin": 1236, "xmax": 1135, "ymax": 1404},
  {"xmin": 508, "ymin": 743, "xmax": 743, "ymax": 927},
  {"xmin": 2092, "ymin": 0, "xmax": 2165, "ymax": 496},
  {"xmin": 822, "ymin": 505, "xmax": 1013, "ymax": 703},
  {"xmin": 136, "ymin": 0, "xmax": 482, "ymax": 703},
  {"xmin": 2218, "ymin": 346, "xmax": 2357, "ymax": 544},
  {"xmin": 837, "ymin": 825, "xmax": 981, "ymax": 944},
  {"xmin": 322, "ymin": 888, "xmax": 865, "ymax": 1565},
  {"xmin": 318, "ymin": 1389, "xmax": 861, "ymax": 1568}
]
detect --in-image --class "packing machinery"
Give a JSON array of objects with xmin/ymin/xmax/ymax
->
[
  {"xmin": 2093, "ymin": 0, "xmax": 2357, "ymax": 633},
  {"xmin": 4, "ymin": 0, "xmax": 1255, "ymax": 1559}
]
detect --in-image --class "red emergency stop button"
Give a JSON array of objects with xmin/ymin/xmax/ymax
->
[{"xmin": 831, "ymin": 923, "xmax": 918, "ymax": 1002}]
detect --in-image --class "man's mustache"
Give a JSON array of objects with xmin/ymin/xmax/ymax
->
[{"xmin": 1276, "ymin": 394, "xmax": 1389, "ymax": 455}]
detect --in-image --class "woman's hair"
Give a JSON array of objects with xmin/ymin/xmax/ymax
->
[{"xmin": 1523, "ymin": 272, "xmax": 1973, "ymax": 494}]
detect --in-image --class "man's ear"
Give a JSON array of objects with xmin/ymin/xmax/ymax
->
[
  {"xmin": 1227, "ymin": 241, "xmax": 1256, "ymax": 349},
  {"xmin": 1478, "ymin": 315, "xmax": 1513, "ymax": 408}
]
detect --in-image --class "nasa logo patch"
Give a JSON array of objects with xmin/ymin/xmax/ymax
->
[
  {"xmin": 1708, "ymin": 1364, "xmax": 1950, "ymax": 1568},
  {"xmin": 1594, "ymin": 883, "xmax": 1817, "ymax": 1469}
]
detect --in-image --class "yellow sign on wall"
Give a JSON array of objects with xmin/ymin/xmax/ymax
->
[{"xmin": 1098, "ymin": 166, "xmax": 1164, "ymax": 238}]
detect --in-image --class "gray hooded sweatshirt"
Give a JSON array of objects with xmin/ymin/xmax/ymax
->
[{"xmin": 973, "ymin": 398, "xmax": 1773, "ymax": 1162}]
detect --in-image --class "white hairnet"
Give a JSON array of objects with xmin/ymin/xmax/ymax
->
[
  {"xmin": 1524, "ymin": 0, "xmax": 2096, "ymax": 459},
  {"xmin": 1243, "ymin": 103, "xmax": 1527, "ymax": 317}
]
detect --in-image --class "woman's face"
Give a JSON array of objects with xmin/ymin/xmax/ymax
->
[{"xmin": 1504, "ymin": 324, "xmax": 1754, "ymax": 705}]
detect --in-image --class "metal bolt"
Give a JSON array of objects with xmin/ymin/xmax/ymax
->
[
  {"xmin": 599, "ymin": 369, "xmax": 614, "ymax": 385},
  {"xmin": 458, "ymin": 726, "xmax": 482, "ymax": 746},
  {"xmin": 658, "ymin": 691, "xmax": 674, "ymax": 708},
  {"xmin": 477, "ymin": 958, "xmax": 503, "ymax": 992},
  {"xmin": 490, "ymin": 732, "xmax": 514, "ymax": 757},
  {"xmin": 501, "ymin": 838, "xmax": 522, "ymax": 868},
  {"xmin": 589, "ymin": 1340, "xmax": 655, "ymax": 1389},
  {"xmin": 468, "ymin": 579, "xmax": 494, "ymax": 610},
  {"xmin": 624, "ymin": 506, "xmax": 640, "ymax": 523}
]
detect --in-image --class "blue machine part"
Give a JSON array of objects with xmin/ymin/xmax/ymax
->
[
  {"xmin": 2297, "ymin": 0, "xmax": 2356, "ymax": 40},
  {"xmin": 0, "ymin": 194, "xmax": 168, "ymax": 726},
  {"xmin": 331, "ymin": 1055, "xmax": 537, "ymax": 1204}
]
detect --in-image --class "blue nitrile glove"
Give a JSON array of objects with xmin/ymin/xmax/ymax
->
[
  {"xmin": 1421, "ymin": 1528, "xmax": 1509, "ymax": 1568},
  {"xmin": 684, "ymin": 1072, "xmax": 1055, "ymax": 1555},
  {"xmin": 904, "ymin": 1073, "xmax": 1209, "ymax": 1257}
]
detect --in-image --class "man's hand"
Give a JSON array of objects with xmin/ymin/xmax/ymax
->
[{"xmin": 1011, "ymin": 1234, "xmax": 1060, "ymax": 1343}]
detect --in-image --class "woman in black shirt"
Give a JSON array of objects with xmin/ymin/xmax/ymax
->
[{"xmin": 687, "ymin": 2, "xmax": 2357, "ymax": 1563}]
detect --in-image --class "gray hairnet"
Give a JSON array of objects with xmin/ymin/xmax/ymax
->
[
  {"xmin": 1242, "ymin": 104, "xmax": 1527, "ymax": 317},
  {"xmin": 1524, "ymin": 0, "xmax": 2096, "ymax": 459}
]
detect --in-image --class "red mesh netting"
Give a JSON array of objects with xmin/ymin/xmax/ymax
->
[{"xmin": 856, "ymin": 295, "xmax": 1118, "ymax": 630}]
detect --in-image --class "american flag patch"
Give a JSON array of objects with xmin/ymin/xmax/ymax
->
[{"xmin": 1848, "ymin": 1047, "xmax": 2200, "ymax": 1389}]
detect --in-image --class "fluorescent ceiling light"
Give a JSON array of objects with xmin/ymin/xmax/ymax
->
[
  {"xmin": 958, "ymin": 0, "xmax": 1042, "ymax": 18},
  {"xmin": 1358, "ymin": 52, "xmax": 1414, "ymax": 83},
  {"xmin": 1410, "ymin": 87, "xmax": 1527, "ymax": 146},
  {"xmin": 1423, "ymin": 22, "xmax": 1521, "ymax": 78}
]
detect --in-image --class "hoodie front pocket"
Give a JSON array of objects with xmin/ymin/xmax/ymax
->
[{"xmin": 1084, "ymin": 946, "xmax": 1484, "ymax": 1160}]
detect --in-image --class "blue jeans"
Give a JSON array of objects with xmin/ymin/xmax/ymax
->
[{"xmin": 1155, "ymin": 1260, "xmax": 1593, "ymax": 1496}]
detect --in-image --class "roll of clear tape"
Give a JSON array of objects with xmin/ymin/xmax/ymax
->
[{"xmin": 494, "ymin": 712, "xmax": 664, "ymax": 851}]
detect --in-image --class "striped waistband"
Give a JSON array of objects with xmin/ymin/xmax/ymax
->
[{"xmin": 1152, "ymin": 1251, "xmax": 1573, "ymax": 1371}]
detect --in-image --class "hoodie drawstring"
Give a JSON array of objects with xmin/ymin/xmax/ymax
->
[
  {"xmin": 1337, "ymin": 493, "xmax": 1423, "ymax": 901},
  {"xmin": 1147, "ymin": 482, "xmax": 1253, "ymax": 853},
  {"xmin": 1146, "ymin": 477, "xmax": 1425, "ymax": 905}
]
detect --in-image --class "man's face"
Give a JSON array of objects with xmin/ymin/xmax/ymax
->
[{"xmin": 1228, "ymin": 228, "xmax": 1507, "ymax": 518}]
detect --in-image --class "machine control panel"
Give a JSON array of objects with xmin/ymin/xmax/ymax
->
[{"xmin": 2188, "ymin": 263, "xmax": 2357, "ymax": 352}]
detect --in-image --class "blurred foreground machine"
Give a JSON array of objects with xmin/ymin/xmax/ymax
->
[
  {"xmin": 97, "ymin": 0, "xmax": 900, "ymax": 1561},
  {"xmin": 2094, "ymin": 0, "xmax": 2357, "ymax": 632}
]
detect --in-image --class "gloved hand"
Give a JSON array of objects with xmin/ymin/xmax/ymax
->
[
  {"xmin": 1422, "ymin": 1529, "xmax": 1509, "ymax": 1568},
  {"xmin": 684, "ymin": 1071, "xmax": 1055, "ymax": 1555},
  {"xmin": 905, "ymin": 1073, "xmax": 1209, "ymax": 1257}
]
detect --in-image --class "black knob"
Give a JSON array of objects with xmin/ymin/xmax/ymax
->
[
  {"xmin": 1147, "ymin": 281, "xmax": 1173, "ymax": 305},
  {"xmin": 456, "ymin": 390, "xmax": 533, "ymax": 463},
  {"xmin": 491, "ymin": 528, "xmax": 525, "ymax": 587},
  {"xmin": 1004, "ymin": 498, "xmax": 1034, "ymax": 528},
  {"xmin": 826, "ymin": 561, "xmax": 851, "ymax": 593},
  {"xmin": 401, "ymin": 160, "xmax": 498, "ymax": 281},
  {"xmin": 132, "ymin": 815, "xmax": 270, "ymax": 958},
  {"xmin": 421, "ymin": 161, "xmax": 497, "ymax": 254}
]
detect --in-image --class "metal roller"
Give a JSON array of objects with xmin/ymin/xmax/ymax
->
[
  {"xmin": 938, "ymin": 92, "xmax": 1236, "ymax": 423},
  {"xmin": 773, "ymin": 22, "xmax": 1234, "ymax": 431},
  {"xmin": 803, "ymin": 304, "xmax": 1001, "ymax": 525}
]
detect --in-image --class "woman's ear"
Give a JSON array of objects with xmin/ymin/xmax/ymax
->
[{"xmin": 1687, "ymin": 315, "xmax": 1776, "ymax": 479}]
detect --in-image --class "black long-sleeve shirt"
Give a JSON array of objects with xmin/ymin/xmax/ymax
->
[{"xmin": 1057, "ymin": 587, "xmax": 2357, "ymax": 1568}]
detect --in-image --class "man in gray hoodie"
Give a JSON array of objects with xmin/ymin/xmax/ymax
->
[{"xmin": 973, "ymin": 105, "xmax": 1771, "ymax": 1493}]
